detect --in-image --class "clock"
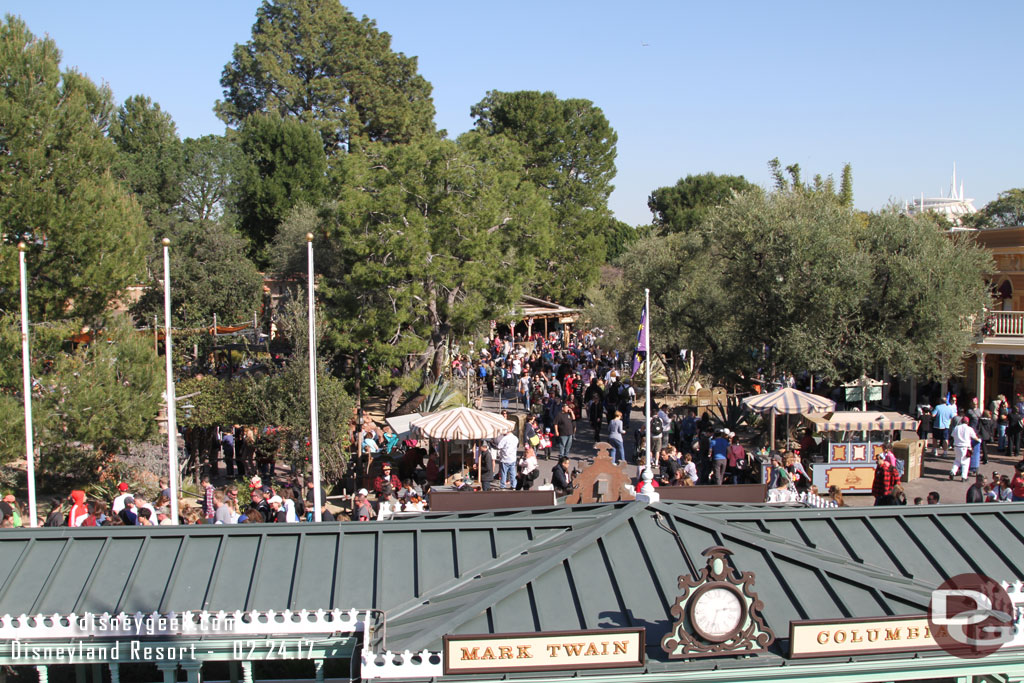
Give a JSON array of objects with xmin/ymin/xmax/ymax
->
[
  {"xmin": 689, "ymin": 583, "xmax": 745, "ymax": 642},
  {"xmin": 661, "ymin": 546, "xmax": 775, "ymax": 658}
]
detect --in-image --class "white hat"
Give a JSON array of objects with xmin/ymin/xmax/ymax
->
[
  {"xmin": 268, "ymin": 495, "xmax": 283, "ymax": 505},
  {"xmin": 357, "ymin": 488, "xmax": 369, "ymax": 497}
]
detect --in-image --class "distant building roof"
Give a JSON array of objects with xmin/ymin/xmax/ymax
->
[{"xmin": 903, "ymin": 164, "xmax": 977, "ymax": 226}]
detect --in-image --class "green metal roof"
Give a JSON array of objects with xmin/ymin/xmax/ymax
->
[{"xmin": 1, "ymin": 501, "xmax": 1021, "ymax": 669}]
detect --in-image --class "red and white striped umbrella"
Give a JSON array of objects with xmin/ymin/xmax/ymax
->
[{"xmin": 411, "ymin": 407, "xmax": 513, "ymax": 441}]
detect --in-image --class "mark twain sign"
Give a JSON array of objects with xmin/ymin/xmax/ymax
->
[{"xmin": 442, "ymin": 629, "xmax": 644, "ymax": 674}]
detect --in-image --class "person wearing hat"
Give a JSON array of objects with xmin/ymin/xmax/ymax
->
[
  {"xmin": 353, "ymin": 489, "xmax": 373, "ymax": 522},
  {"xmin": 118, "ymin": 497, "xmax": 138, "ymax": 526},
  {"xmin": 250, "ymin": 488, "xmax": 271, "ymax": 521},
  {"xmin": 267, "ymin": 495, "xmax": 287, "ymax": 523},
  {"xmin": 112, "ymin": 482, "xmax": 132, "ymax": 514},
  {"xmin": 374, "ymin": 462, "xmax": 400, "ymax": 495},
  {"xmin": 0, "ymin": 494, "xmax": 21, "ymax": 527}
]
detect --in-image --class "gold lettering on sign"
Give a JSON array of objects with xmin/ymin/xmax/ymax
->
[
  {"xmin": 790, "ymin": 617, "xmax": 944, "ymax": 659},
  {"xmin": 444, "ymin": 630, "xmax": 644, "ymax": 674}
]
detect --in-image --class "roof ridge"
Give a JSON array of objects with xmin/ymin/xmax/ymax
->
[
  {"xmin": 648, "ymin": 502, "xmax": 935, "ymax": 607},
  {"xmin": 383, "ymin": 503, "xmax": 650, "ymax": 651}
]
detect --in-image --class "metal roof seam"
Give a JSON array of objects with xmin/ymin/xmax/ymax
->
[
  {"xmin": 113, "ymin": 534, "xmax": 151, "ymax": 614},
  {"xmin": 22, "ymin": 538, "xmax": 71, "ymax": 616}
]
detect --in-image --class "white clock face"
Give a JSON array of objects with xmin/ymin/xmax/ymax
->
[{"xmin": 692, "ymin": 586, "xmax": 744, "ymax": 639}]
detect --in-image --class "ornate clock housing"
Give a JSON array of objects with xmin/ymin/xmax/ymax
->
[{"xmin": 661, "ymin": 546, "xmax": 774, "ymax": 659}]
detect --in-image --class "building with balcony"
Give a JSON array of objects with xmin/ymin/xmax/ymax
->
[{"xmin": 966, "ymin": 226, "xmax": 1024, "ymax": 404}]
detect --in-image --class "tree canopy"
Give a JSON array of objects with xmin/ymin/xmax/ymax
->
[
  {"xmin": 964, "ymin": 188, "xmax": 1024, "ymax": 230},
  {"xmin": 216, "ymin": 0, "xmax": 436, "ymax": 153},
  {"xmin": 235, "ymin": 113, "xmax": 329, "ymax": 262},
  {"xmin": 647, "ymin": 172, "xmax": 758, "ymax": 234},
  {"xmin": 110, "ymin": 94, "xmax": 184, "ymax": 230},
  {"xmin": 0, "ymin": 16, "xmax": 148, "ymax": 324},
  {"xmin": 273, "ymin": 134, "xmax": 552, "ymax": 410},
  {"xmin": 598, "ymin": 188, "xmax": 992, "ymax": 387},
  {"xmin": 469, "ymin": 90, "xmax": 617, "ymax": 303}
]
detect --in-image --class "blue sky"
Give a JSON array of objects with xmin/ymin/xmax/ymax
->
[{"xmin": 6, "ymin": 1, "xmax": 1022, "ymax": 227}]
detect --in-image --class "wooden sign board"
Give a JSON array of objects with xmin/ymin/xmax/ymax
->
[
  {"xmin": 790, "ymin": 616, "xmax": 940, "ymax": 658},
  {"xmin": 443, "ymin": 629, "xmax": 644, "ymax": 675}
]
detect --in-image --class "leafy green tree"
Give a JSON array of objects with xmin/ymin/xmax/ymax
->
[
  {"xmin": 180, "ymin": 134, "xmax": 240, "ymax": 225},
  {"xmin": 768, "ymin": 157, "xmax": 854, "ymax": 207},
  {"xmin": 647, "ymin": 172, "xmax": 758, "ymax": 234},
  {"xmin": 469, "ymin": 90, "xmax": 617, "ymax": 303},
  {"xmin": 603, "ymin": 218, "xmax": 639, "ymax": 261},
  {"xmin": 964, "ymin": 188, "xmax": 1024, "ymax": 229},
  {"xmin": 110, "ymin": 95, "xmax": 184, "ymax": 229},
  {"xmin": 132, "ymin": 219, "xmax": 263, "ymax": 328},
  {"xmin": 0, "ymin": 16, "xmax": 148, "ymax": 323},
  {"xmin": 0, "ymin": 314, "xmax": 162, "ymax": 477},
  {"xmin": 275, "ymin": 135, "xmax": 553, "ymax": 411},
  {"xmin": 216, "ymin": 0, "xmax": 435, "ymax": 153},
  {"xmin": 236, "ymin": 113, "xmax": 328, "ymax": 262},
  {"xmin": 604, "ymin": 189, "xmax": 991, "ymax": 388}
]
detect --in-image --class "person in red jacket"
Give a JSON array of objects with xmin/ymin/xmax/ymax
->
[
  {"xmin": 871, "ymin": 454, "xmax": 900, "ymax": 505},
  {"xmin": 67, "ymin": 490, "xmax": 89, "ymax": 527}
]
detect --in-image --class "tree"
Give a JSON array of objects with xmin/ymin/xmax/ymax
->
[
  {"xmin": 0, "ymin": 17, "xmax": 148, "ymax": 324},
  {"xmin": 647, "ymin": 172, "xmax": 758, "ymax": 234},
  {"xmin": 603, "ymin": 189, "xmax": 991, "ymax": 388},
  {"xmin": 132, "ymin": 219, "xmax": 263, "ymax": 328},
  {"xmin": 0, "ymin": 314, "xmax": 162, "ymax": 477},
  {"xmin": 236, "ymin": 113, "xmax": 328, "ymax": 262},
  {"xmin": 180, "ymin": 134, "xmax": 240, "ymax": 225},
  {"xmin": 216, "ymin": 0, "xmax": 435, "ymax": 153},
  {"xmin": 274, "ymin": 135, "xmax": 553, "ymax": 411},
  {"xmin": 768, "ymin": 157, "xmax": 854, "ymax": 207},
  {"xmin": 964, "ymin": 188, "xmax": 1024, "ymax": 229},
  {"xmin": 110, "ymin": 95, "xmax": 184, "ymax": 229},
  {"xmin": 469, "ymin": 90, "xmax": 617, "ymax": 303}
]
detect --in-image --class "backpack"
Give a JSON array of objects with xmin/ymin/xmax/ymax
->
[{"xmin": 650, "ymin": 417, "xmax": 663, "ymax": 437}]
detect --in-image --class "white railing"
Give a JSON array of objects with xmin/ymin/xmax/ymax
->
[{"xmin": 984, "ymin": 311, "xmax": 1024, "ymax": 337}]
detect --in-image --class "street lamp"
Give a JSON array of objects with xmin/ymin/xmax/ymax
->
[
  {"xmin": 162, "ymin": 238, "xmax": 180, "ymax": 525},
  {"xmin": 17, "ymin": 242, "xmax": 38, "ymax": 527}
]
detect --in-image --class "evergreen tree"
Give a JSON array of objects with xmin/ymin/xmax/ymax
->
[
  {"xmin": 110, "ymin": 94, "xmax": 185, "ymax": 230},
  {"xmin": 470, "ymin": 90, "xmax": 617, "ymax": 303},
  {"xmin": 236, "ymin": 113, "xmax": 328, "ymax": 262},
  {"xmin": 0, "ymin": 16, "xmax": 148, "ymax": 323},
  {"xmin": 216, "ymin": 0, "xmax": 436, "ymax": 154}
]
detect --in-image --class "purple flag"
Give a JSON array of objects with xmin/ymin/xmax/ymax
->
[{"xmin": 631, "ymin": 303, "xmax": 648, "ymax": 377}]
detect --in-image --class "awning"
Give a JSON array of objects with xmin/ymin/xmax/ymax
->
[
  {"xmin": 742, "ymin": 387, "xmax": 835, "ymax": 415},
  {"xmin": 411, "ymin": 406, "xmax": 513, "ymax": 440},
  {"xmin": 804, "ymin": 411, "xmax": 919, "ymax": 433},
  {"xmin": 385, "ymin": 412, "xmax": 422, "ymax": 440}
]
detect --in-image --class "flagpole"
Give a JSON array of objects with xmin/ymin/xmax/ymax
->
[
  {"xmin": 644, "ymin": 288, "xmax": 652, "ymax": 477},
  {"xmin": 307, "ymin": 233, "xmax": 322, "ymax": 522},
  {"xmin": 162, "ymin": 238, "xmax": 180, "ymax": 525},
  {"xmin": 18, "ymin": 243, "xmax": 38, "ymax": 527}
]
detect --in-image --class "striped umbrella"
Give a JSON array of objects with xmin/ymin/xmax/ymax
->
[
  {"xmin": 743, "ymin": 388, "xmax": 836, "ymax": 451},
  {"xmin": 411, "ymin": 406, "xmax": 513, "ymax": 441}
]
